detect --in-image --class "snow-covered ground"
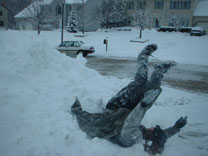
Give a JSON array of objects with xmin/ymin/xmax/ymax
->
[
  {"xmin": 0, "ymin": 30, "xmax": 208, "ymax": 156},
  {"xmin": 38, "ymin": 28, "xmax": 208, "ymax": 65}
]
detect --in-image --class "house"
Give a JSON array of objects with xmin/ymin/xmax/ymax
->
[
  {"xmin": 193, "ymin": 0, "xmax": 208, "ymax": 33},
  {"xmin": 124, "ymin": 0, "xmax": 202, "ymax": 28},
  {"xmin": 0, "ymin": 3, "xmax": 13, "ymax": 29},
  {"xmin": 15, "ymin": 0, "xmax": 63, "ymax": 30},
  {"xmin": 14, "ymin": 0, "xmax": 101, "ymax": 31}
]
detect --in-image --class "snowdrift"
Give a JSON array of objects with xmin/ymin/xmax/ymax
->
[{"xmin": 0, "ymin": 30, "xmax": 208, "ymax": 156}]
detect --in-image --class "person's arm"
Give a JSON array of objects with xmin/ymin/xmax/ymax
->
[
  {"xmin": 165, "ymin": 116, "xmax": 187, "ymax": 139},
  {"xmin": 140, "ymin": 116, "xmax": 187, "ymax": 155}
]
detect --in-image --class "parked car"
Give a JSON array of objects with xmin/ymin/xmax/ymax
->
[
  {"xmin": 190, "ymin": 27, "xmax": 206, "ymax": 36},
  {"xmin": 157, "ymin": 26, "xmax": 177, "ymax": 32},
  {"xmin": 56, "ymin": 41, "xmax": 95, "ymax": 57},
  {"xmin": 179, "ymin": 27, "xmax": 192, "ymax": 33}
]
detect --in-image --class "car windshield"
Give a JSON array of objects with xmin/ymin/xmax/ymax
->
[
  {"xmin": 59, "ymin": 41, "xmax": 69, "ymax": 47},
  {"xmin": 59, "ymin": 41, "xmax": 84, "ymax": 47}
]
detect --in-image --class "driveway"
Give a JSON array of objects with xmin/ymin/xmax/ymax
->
[{"xmin": 86, "ymin": 56, "xmax": 208, "ymax": 93}]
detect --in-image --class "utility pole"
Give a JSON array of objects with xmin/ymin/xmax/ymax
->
[
  {"xmin": 82, "ymin": 0, "xmax": 85, "ymax": 34},
  {"xmin": 61, "ymin": 0, "xmax": 65, "ymax": 43}
]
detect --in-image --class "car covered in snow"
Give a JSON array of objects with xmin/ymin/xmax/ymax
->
[
  {"xmin": 190, "ymin": 27, "xmax": 206, "ymax": 36},
  {"xmin": 56, "ymin": 41, "xmax": 95, "ymax": 57}
]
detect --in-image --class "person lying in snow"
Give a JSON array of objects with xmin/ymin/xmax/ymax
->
[{"xmin": 71, "ymin": 44, "xmax": 187, "ymax": 155}]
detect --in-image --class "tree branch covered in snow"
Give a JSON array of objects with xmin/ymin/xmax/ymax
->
[
  {"xmin": 97, "ymin": 0, "xmax": 127, "ymax": 29},
  {"xmin": 20, "ymin": 0, "xmax": 58, "ymax": 34},
  {"xmin": 132, "ymin": 1, "xmax": 151, "ymax": 39}
]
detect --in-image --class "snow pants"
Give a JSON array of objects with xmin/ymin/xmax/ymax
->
[
  {"xmin": 106, "ymin": 47, "xmax": 165, "ymax": 111},
  {"xmin": 105, "ymin": 48, "xmax": 166, "ymax": 147}
]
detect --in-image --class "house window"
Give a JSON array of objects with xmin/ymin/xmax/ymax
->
[
  {"xmin": 183, "ymin": 1, "xmax": 191, "ymax": 9},
  {"xmin": 155, "ymin": 1, "xmax": 164, "ymax": 9},
  {"xmin": 136, "ymin": 1, "xmax": 146, "ymax": 9},
  {"xmin": 0, "ymin": 21, "xmax": 4, "ymax": 27},
  {"xmin": 126, "ymin": 2, "xmax": 134, "ymax": 10},
  {"xmin": 170, "ymin": 1, "xmax": 191, "ymax": 10},
  {"xmin": 0, "ymin": 11, "xmax": 3, "ymax": 16}
]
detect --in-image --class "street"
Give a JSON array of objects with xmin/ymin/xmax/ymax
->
[{"xmin": 86, "ymin": 56, "xmax": 208, "ymax": 93}]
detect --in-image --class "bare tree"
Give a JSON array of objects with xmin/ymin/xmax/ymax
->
[
  {"xmin": 133, "ymin": 1, "xmax": 151, "ymax": 39},
  {"xmin": 21, "ymin": 0, "xmax": 54, "ymax": 34},
  {"xmin": 96, "ymin": 0, "xmax": 127, "ymax": 29}
]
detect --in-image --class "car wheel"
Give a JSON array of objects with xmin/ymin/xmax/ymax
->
[
  {"xmin": 65, "ymin": 52, "xmax": 70, "ymax": 56},
  {"xmin": 78, "ymin": 50, "xmax": 88, "ymax": 57}
]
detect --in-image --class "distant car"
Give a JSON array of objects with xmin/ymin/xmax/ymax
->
[
  {"xmin": 179, "ymin": 27, "xmax": 192, "ymax": 33},
  {"xmin": 157, "ymin": 26, "xmax": 177, "ymax": 32},
  {"xmin": 190, "ymin": 27, "xmax": 206, "ymax": 36},
  {"xmin": 56, "ymin": 41, "xmax": 95, "ymax": 57}
]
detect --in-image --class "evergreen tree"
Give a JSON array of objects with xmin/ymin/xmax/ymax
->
[{"xmin": 67, "ymin": 10, "xmax": 79, "ymax": 33}]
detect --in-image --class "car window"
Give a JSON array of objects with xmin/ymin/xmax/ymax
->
[
  {"xmin": 60, "ymin": 41, "xmax": 68, "ymax": 47},
  {"xmin": 74, "ymin": 41, "xmax": 80, "ymax": 47},
  {"xmin": 70, "ymin": 41, "xmax": 75, "ymax": 47}
]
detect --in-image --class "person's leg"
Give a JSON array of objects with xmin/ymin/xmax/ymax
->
[
  {"xmin": 150, "ymin": 62, "xmax": 176, "ymax": 88},
  {"xmin": 71, "ymin": 97, "xmax": 131, "ymax": 138},
  {"xmin": 112, "ymin": 88, "xmax": 162, "ymax": 147},
  {"xmin": 106, "ymin": 44, "xmax": 158, "ymax": 111},
  {"xmin": 134, "ymin": 44, "xmax": 158, "ymax": 82}
]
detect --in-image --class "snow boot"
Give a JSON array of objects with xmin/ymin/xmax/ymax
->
[
  {"xmin": 141, "ymin": 44, "xmax": 158, "ymax": 56},
  {"xmin": 154, "ymin": 61, "xmax": 176, "ymax": 74}
]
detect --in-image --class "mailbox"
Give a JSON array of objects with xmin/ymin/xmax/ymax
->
[{"xmin": 103, "ymin": 39, "xmax": 108, "ymax": 44}]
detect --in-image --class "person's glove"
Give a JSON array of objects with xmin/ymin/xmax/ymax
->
[{"xmin": 174, "ymin": 116, "xmax": 187, "ymax": 129}]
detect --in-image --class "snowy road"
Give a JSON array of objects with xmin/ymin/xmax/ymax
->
[{"xmin": 86, "ymin": 56, "xmax": 208, "ymax": 93}]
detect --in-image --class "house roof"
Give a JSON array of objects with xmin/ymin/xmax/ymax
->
[
  {"xmin": 0, "ymin": 3, "xmax": 10, "ymax": 11},
  {"xmin": 0, "ymin": 3, "xmax": 14, "ymax": 16},
  {"xmin": 15, "ymin": 0, "xmax": 54, "ymax": 18},
  {"xmin": 65, "ymin": 0, "xmax": 87, "ymax": 4},
  {"xmin": 193, "ymin": 0, "xmax": 208, "ymax": 16}
]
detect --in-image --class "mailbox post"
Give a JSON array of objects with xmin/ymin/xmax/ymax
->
[{"xmin": 103, "ymin": 38, "xmax": 108, "ymax": 52}]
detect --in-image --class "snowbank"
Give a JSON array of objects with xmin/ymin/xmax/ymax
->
[{"xmin": 0, "ymin": 30, "xmax": 208, "ymax": 156}]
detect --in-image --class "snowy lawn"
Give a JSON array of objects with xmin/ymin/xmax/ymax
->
[
  {"xmin": 37, "ymin": 28, "xmax": 208, "ymax": 65},
  {"xmin": 0, "ymin": 30, "xmax": 208, "ymax": 156}
]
